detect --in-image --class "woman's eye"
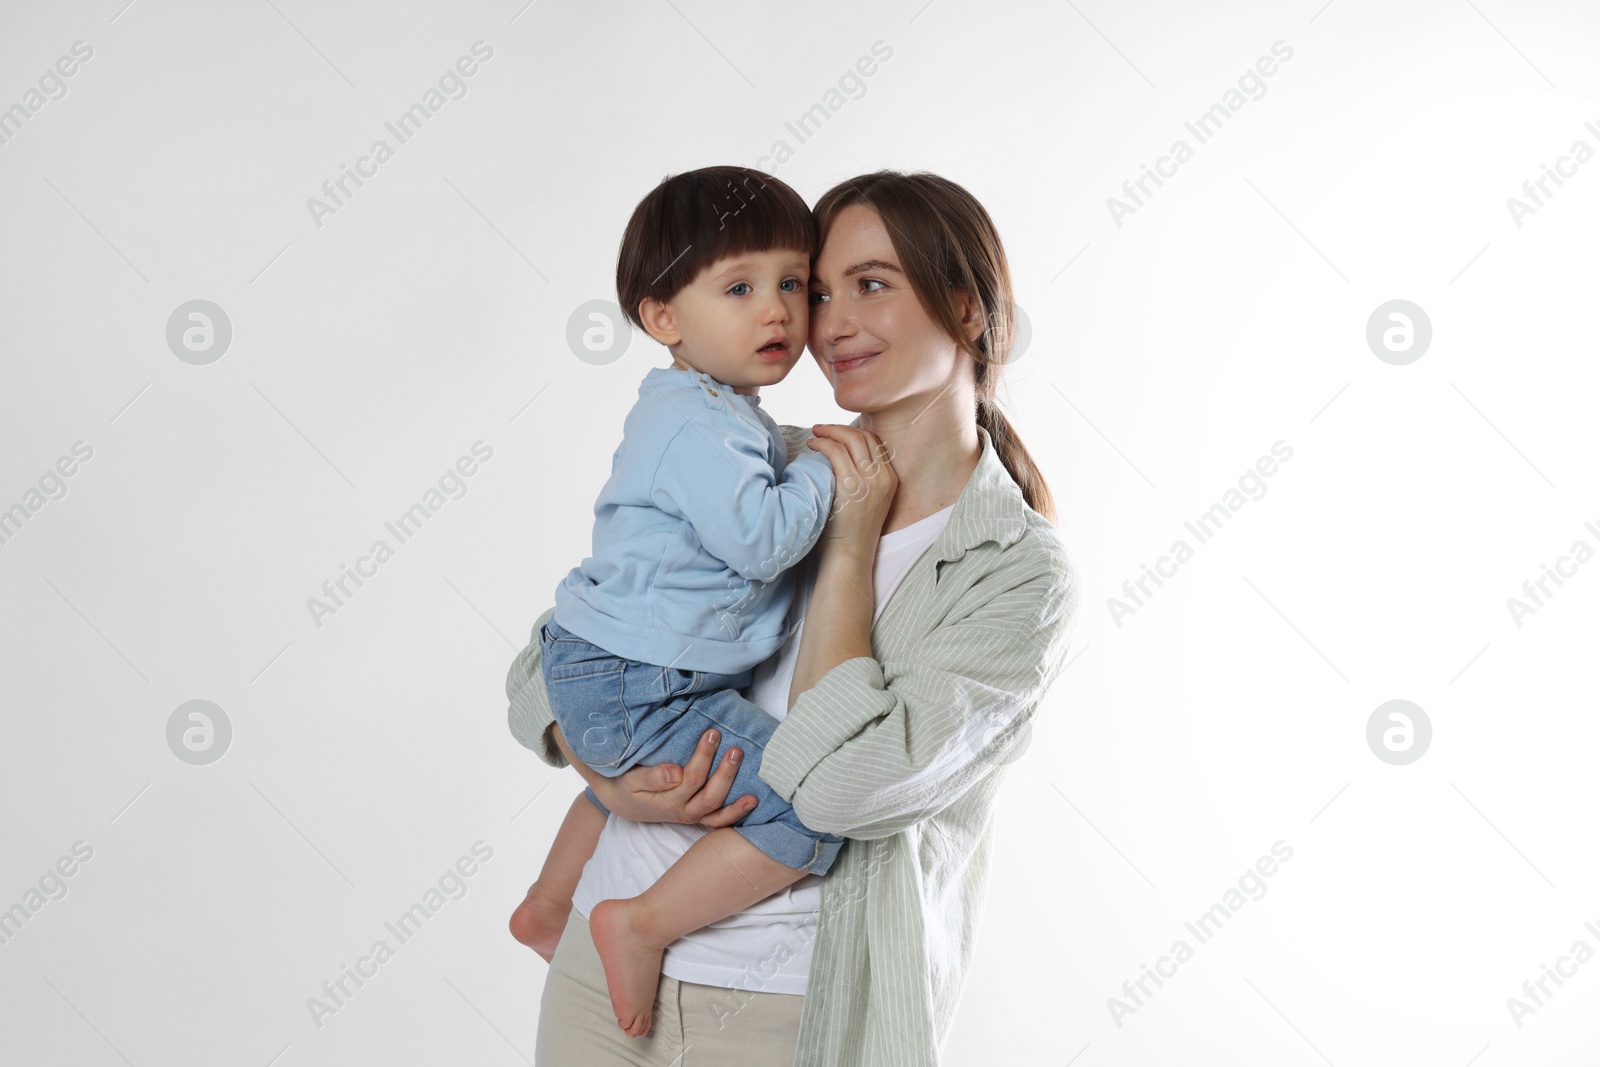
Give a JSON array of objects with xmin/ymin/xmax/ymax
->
[
  {"xmin": 808, "ymin": 291, "xmax": 829, "ymax": 306},
  {"xmin": 860, "ymin": 278, "xmax": 885, "ymax": 293},
  {"xmin": 728, "ymin": 282, "xmax": 751, "ymax": 296}
]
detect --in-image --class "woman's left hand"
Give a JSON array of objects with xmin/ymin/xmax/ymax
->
[
  {"xmin": 806, "ymin": 424, "xmax": 898, "ymax": 558},
  {"xmin": 547, "ymin": 723, "xmax": 758, "ymax": 827}
]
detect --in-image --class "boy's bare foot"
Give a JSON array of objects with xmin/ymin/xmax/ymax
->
[
  {"xmin": 588, "ymin": 897, "xmax": 668, "ymax": 1038},
  {"xmin": 509, "ymin": 882, "xmax": 571, "ymax": 963}
]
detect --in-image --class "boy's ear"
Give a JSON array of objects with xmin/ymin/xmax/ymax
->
[{"xmin": 637, "ymin": 296, "xmax": 681, "ymax": 347}]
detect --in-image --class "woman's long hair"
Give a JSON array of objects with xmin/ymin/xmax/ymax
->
[{"xmin": 812, "ymin": 171, "xmax": 1057, "ymax": 524}]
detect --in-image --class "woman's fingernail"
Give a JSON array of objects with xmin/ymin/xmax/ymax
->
[
  {"xmin": 730, "ymin": 750, "xmax": 741, "ymax": 763},
  {"xmin": 664, "ymin": 768, "xmax": 680, "ymax": 783},
  {"xmin": 705, "ymin": 729, "xmax": 718, "ymax": 743}
]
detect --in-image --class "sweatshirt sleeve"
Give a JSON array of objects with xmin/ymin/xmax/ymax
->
[
  {"xmin": 756, "ymin": 542, "xmax": 1081, "ymax": 839},
  {"xmin": 505, "ymin": 605, "xmax": 568, "ymax": 768},
  {"xmin": 651, "ymin": 411, "xmax": 835, "ymax": 583}
]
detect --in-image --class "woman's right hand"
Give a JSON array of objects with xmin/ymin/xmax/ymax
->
[
  {"xmin": 806, "ymin": 423, "xmax": 898, "ymax": 558},
  {"xmin": 547, "ymin": 723, "xmax": 759, "ymax": 827}
]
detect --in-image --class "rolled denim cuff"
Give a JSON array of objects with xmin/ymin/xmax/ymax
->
[
  {"xmin": 583, "ymin": 784, "xmax": 611, "ymax": 817},
  {"xmin": 734, "ymin": 819, "xmax": 843, "ymax": 876}
]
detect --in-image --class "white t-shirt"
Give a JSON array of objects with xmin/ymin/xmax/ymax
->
[{"xmin": 571, "ymin": 503, "xmax": 956, "ymax": 993}]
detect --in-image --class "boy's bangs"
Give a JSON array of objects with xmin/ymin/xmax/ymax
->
[
  {"xmin": 616, "ymin": 166, "xmax": 816, "ymax": 330},
  {"xmin": 703, "ymin": 176, "xmax": 816, "ymax": 264}
]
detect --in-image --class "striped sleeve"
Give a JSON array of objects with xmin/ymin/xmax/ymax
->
[
  {"xmin": 758, "ymin": 543, "xmax": 1079, "ymax": 840},
  {"xmin": 778, "ymin": 423, "xmax": 813, "ymax": 465},
  {"xmin": 505, "ymin": 605, "xmax": 568, "ymax": 767}
]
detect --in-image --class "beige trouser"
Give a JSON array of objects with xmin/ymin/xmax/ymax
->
[{"xmin": 535, "ymin": 910, "xmax": 803, "ymax": 1066}]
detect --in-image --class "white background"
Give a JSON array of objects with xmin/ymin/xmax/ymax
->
[{"xmin": 2, "ymin": 1, "xmax": 1597, "ymax": 1064}]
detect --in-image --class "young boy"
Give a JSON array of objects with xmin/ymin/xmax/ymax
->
[{"xmin": 509, "ymin": 165, "xmax": 842, "ymax": 1037}]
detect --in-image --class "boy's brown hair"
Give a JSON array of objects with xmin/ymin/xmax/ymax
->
[{"xmin": 615, "ymin": 166, "xmax": 815, "ymax": 331}]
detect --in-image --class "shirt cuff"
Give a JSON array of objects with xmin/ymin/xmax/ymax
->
[
  {"xmin": 506, "ymin": 606, "xmax": 567, "ymax": 768},
  {"xmin": 758, "ymin": 656, "xmax": 891, "ymax": 800}
]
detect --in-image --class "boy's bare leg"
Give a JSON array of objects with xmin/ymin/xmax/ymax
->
[
  {"xmin": 589, "ymin": 827, "xmax": 808, "ymax": 1037},
  {"xmin": 510, "ymin": 792, "xmax": 607, "ymax": 962}
]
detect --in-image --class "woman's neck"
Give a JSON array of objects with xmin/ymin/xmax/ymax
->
[{"xmin": 858, "ymin": 398, "xmax": 981, "ymax": 535}]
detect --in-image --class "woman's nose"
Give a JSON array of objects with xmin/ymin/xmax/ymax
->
[{"xmin": 815, "ymin": 303, "xmax": 854, "ymax": 343}]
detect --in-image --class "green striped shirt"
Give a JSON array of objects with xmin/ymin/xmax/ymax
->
[{"xmin": 506, "ymin": 421, "xmax": 1081, "ymax": 1065}]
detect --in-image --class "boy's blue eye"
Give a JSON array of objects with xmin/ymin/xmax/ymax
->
[
  {"xmin": 781, "ymin": 278, "xmax": 802, "ymax": 292},
  {"xmin": 728, "ymin": 282, "xmax": 751, "ymax": 296}
]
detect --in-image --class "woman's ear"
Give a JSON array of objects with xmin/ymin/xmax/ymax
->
[
  {"xmin": 955, "ymin": 287, "xmax": 986, "ymax": 345},
  {"xmin": 638, "ymin": 296, "xmax": 681, "ymax": 346}
]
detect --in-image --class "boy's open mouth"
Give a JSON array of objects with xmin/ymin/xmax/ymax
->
[{"xmin": 757, "ymin": 339, "xmax": 790, "ymax": 360}]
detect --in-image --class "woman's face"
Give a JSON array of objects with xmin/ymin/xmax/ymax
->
[{"xmin": 807, "ymin": 202, "xmax": 972, "ymax": 418}]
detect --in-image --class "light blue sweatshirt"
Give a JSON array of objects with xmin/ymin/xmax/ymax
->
[{"xmin": 552, "ymin": 365, "xmax": 836, "ymax": 674}]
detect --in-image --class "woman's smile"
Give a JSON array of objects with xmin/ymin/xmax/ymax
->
[{"xmin": 830, "ymin": 350, "xmax": 879, "ymax": 373}]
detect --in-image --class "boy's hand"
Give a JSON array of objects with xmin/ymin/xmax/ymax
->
[
  {"xmin": 550, "ymin": 724, "xmax": 758, "ymax": 827},
  {"xmin": 806, "ymin": 423, "xmax": 897, "ymax": 558}
]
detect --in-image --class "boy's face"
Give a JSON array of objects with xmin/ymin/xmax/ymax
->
[{"xmin": 639, "ymin": 248, "xmax": 810, "ymax": 394}]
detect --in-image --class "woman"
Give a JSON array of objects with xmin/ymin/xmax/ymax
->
[{"xmin": 506, "ymin": 170, "xmax": 1081, "ymax": 1065}]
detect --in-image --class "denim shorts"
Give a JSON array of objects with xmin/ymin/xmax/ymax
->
[{"xmin": 539, "ymin": 618, "xmax": 842, "ymax": 876}]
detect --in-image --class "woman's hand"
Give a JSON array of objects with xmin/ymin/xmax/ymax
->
[
  {"xmin": 806, "ymin": 424, "xmax": 898, "ymax": 559},
  {"xmin": 547, "ymin": 723, "xmax": 758, "ymax": 827}
]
